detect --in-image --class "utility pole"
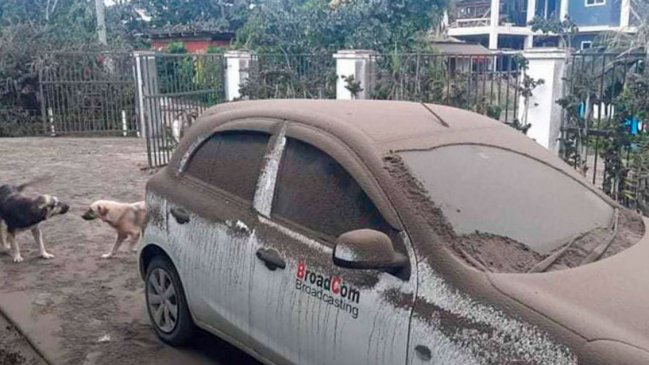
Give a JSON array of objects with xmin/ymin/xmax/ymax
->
[{"xmin": 95, "ymin": 0, "xmax": 108, "ymax": 45}]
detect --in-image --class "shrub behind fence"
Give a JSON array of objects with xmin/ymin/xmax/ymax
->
[
  {"xmin": 240, "ymin": 53, "xmax": 337, "ymax": 100},
  {"xmin": 369, "ymin": 53, "xmax": 521, "ymax": 123}
]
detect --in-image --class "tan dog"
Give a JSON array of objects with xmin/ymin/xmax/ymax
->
[{"xmin": 82, "ymin": 200, "xmax": 146, "ymax": 258}]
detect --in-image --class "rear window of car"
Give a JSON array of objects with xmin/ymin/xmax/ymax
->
[
  {"xmin": 184, "ymin": 131, "xmax": 270, "ymax": 201},
  {"xmin": 400, "ymin": 145, "xmax": 615, "ymax": 255},
  {"xmin": 272, "ymin": 138, "xmax": 393, "ymax": 240}
]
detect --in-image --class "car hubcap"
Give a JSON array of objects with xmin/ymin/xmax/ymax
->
[{"xmin": 147, "ymin": 268, "xmax": 178, "ymax": 333}]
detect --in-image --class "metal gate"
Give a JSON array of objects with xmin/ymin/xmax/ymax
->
[
  {"xmin": 39, "ymin": 52, "xmax": 138, "ymax": 136},
  {"xmin": 560, "ymin": 51, "xmax": 647, "ymax": 197},
  {"xmin": 135, "ymin": 53, "xmax": 226, "ymax": 167}
]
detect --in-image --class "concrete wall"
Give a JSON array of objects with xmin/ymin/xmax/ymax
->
[{"xmin": 519, "ymin": 48, "xmax": 566, "ymax": 153}]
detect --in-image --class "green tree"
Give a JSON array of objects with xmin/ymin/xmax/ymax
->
[
  {"xmin": 133, "ymin": 0, "xmax": 255, "ymax": 32},
  {"xmin": 0, "ymin": 0, "xmax": 142, "ymax": 136},
  {"xmin": 236, "ymin": 0, "xmax": 448, "ymax": 54}
]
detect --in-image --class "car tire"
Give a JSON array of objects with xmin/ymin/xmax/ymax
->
[{"xmin": 145, "ymin": 255, "xmax": 195, "ymax": 345}]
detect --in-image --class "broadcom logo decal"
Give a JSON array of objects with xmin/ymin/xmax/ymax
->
[{"xmin": 295, "ymin": 262, "xmax": 360, "ymax": 319}]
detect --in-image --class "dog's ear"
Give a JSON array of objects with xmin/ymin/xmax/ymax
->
[
  {"xmin": 97, "ymin": 205, "xmax": 109, "ymax": 217},
  {"xmin": 35, "ymin": 195, "xmax": 50, "ymax": 210}
]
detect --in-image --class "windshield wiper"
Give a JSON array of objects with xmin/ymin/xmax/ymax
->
[
  {"xmin": 527, "ymin": 235, "xmax": 582, "ymax": 273},
  {"xmin": 579, "ymin": 209, "xmax": 619, "ymax": 265},
  {"xmin": 527, "ymin": 209, "xmax": 619, "ymax": 273}
]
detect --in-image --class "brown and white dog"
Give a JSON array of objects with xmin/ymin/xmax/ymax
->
[
  {"xmin": 82, "ymin": 200, "xmax": 147, "ymax": 258},
  {"xmin": 0, "ymin": 180, "xmax": 70, "ymax": 263}
]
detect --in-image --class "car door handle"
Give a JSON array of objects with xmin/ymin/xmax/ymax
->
[
  {"xmin": 256, "ymin": 248, "xmax": 286, "ymax": 271},
  {"xmin": 415, "ymin": 345, "xmax": 432, "ymax": 361},
  {"xmin": 170, "ymin": 207, "xmax": 190, "ymax": 224}
]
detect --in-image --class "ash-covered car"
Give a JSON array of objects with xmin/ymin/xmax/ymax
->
[{"xmin": 139, "ymin": 100, "xmax": 649, "ymax": 365}]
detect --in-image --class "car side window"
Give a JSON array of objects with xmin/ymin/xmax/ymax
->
[
  {"xmin": 272, "ymin": 138, "xmax": 393, "ymax": 240},
  {"xmin": 184, "ymin": 131, "xmax": 270, "ymax": 202}
]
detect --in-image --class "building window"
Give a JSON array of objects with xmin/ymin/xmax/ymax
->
[
  {"xmin": 581, "ymin": 41, "xmax": 593, "ymax": 50},
  {"xmin": 585, "ymin": 0, "xmax": 605, "ymax": 6}
]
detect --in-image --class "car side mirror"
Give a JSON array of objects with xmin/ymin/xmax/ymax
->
[{"xmin": 333, "ymin": 229, "xmax": 408, "ymax": 271}]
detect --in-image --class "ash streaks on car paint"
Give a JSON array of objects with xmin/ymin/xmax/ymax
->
[
  {"xmin": 415, "ymin": 264, "xmax": 576, "ymax": 364},
  {"xmin": 383, "ymin": 264, "xmax": 576, "ymax": 364},
  {"xmin": 154, "ymin": 202, "xmax": 257, "ymax": 333},
  {"xmin": 256, "ymin": 218, "xmax": 412, "ymax": 365},
  {"xmin": 258, "ymin": 217, "xmax": 381, "ymax": 289},
  {"xmin": 144, "ymin": 194, "xmax": 166, "ymax": 230}
]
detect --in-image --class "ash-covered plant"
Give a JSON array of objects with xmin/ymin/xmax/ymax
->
[
  {"xmin": 238, "ymin": 53, "xmax": 337, "ymax": 100},
  {"xmin": 506, "ymin": 55, "xmax": 544, "ymax": 134},
  {"xmin": 370, "ymin": 50, "xmax": 463, "ymax": 106}
]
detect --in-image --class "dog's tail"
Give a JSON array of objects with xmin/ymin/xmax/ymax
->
[{"xmin": 17, "ymin": 175, "xmax": 54, "ymax": 192}]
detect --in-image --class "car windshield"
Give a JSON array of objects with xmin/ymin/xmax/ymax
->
[{"xmin": 398, "ymin": 145, "xmax": 645, "ymax": 273}]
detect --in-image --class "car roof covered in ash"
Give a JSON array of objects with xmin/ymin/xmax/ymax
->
[{"xmin": 201, "ymin": 99, "xmax": 496, "ymax": 146}]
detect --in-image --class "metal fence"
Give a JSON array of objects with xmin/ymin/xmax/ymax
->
[
  {"xmin": 136, "ymin": 53, "xmax": 226, "ymax": 167},
  {"xmin": 560, "ymin": 52, "xmax": 647, "ymax": 201},
  {"xmin": 1, "ymin": 50, "xmax": 531, "ymax": 171},
  {"xmin": 39, "ymin": 52, "xmax": 138, "ymax": 136},
  {"xmin": 240, "ymin": 53, "xmax": 337, "ymax": 100},
  {"xmin": 369, "ymin": 53, "xmax": 522, "ymax": 123}
]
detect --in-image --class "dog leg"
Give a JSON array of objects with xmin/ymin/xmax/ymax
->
[
  {"xmin": 9, "ymin": 233, "xmax": 22, "ymax": 263},
  {"xmin": 32, "ymin": 227, "xmax": 54, "ymax": 259},
  {"xmin": 0, "ymin": 221, "xmax": 8, "ymax": 252},
  {"xmin": 102, "ymin": 233, "xmax": 127, "ymax": 259},
  {"xmin": 129, "ymin": 232, "xmax": 142, "ymax": 252}
]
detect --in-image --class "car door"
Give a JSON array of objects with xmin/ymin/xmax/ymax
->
[
  {"xmin": 167, "ymin": 129, "xmax": 271, "ymax": 341},
  {"xmin": 248, "ymin": 133, "xmax": 416, "ymax": 365}
]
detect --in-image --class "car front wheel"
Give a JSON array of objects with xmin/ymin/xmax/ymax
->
[{"xmin": 145, "ymin": 256, "xmax": 195, "ymax": 345}]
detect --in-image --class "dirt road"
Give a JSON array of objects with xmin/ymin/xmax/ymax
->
[{"xmin": 0, "ymin": 138, "xmax": 261, "ymax": 365}]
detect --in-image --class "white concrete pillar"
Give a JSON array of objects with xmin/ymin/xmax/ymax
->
[
  {"xmin": 133, "ymin": 51, "xmax": 158, "ymax": 139},
  {"xmin": 489, "ymin": 0, "xmax": 500, "ymax": 49},
  {"xmin": 224, "ymin": 50, "xmax": 255, "ymax": 101},
  {"xmin": 519, "ymin": 48, "xmax": 566, "ymax": 153},
  {"xmin": 526, "ymin": 0, "xmax": 537, "ymax": 22},
  {"xmin": 620, "ymin": 0, "xmax": 631, "ymax": 29},
  {"xmin": 526, "ymin": 0, "xmax": 537, "ymax": 49},
  {"xmin": 525, "ymin": 35, "xmax": 534, "ymax": 49},
  {"xmin": 560, "ymin": 0, "xmax": 568, "ymax": 20},
  {"xmin": 333, "ymin": 50, "xmax": 377, "ymax": 100}
]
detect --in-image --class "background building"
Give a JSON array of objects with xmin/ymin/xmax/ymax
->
[{"xmin": 447, "ymin": 0, "xmax": 639, "ymax": 50}]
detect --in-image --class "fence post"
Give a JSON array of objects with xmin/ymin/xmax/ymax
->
[
  {"xmin": 133, "ymin": 51, "xmax": 158, "ymax": 140},
  {"xmin": 520, "ymin": 48, "xmax": 567, "ymax": 153},
  {"xmin": 333, "ymin": 50, "xmax": 377, "ymax": 100},
  {"xmin": 224, "ymin": 50, "xmax": 255, "ymax": 101}
]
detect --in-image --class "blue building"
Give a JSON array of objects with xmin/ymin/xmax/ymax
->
[{"xmin": 448, "ymin": 0, "xmax": 639, "ymax": 50}]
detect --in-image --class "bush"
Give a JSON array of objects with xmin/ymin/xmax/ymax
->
[{"xmin": 0, "ymin": 108, "xmax": 42, "ymax": 137}]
